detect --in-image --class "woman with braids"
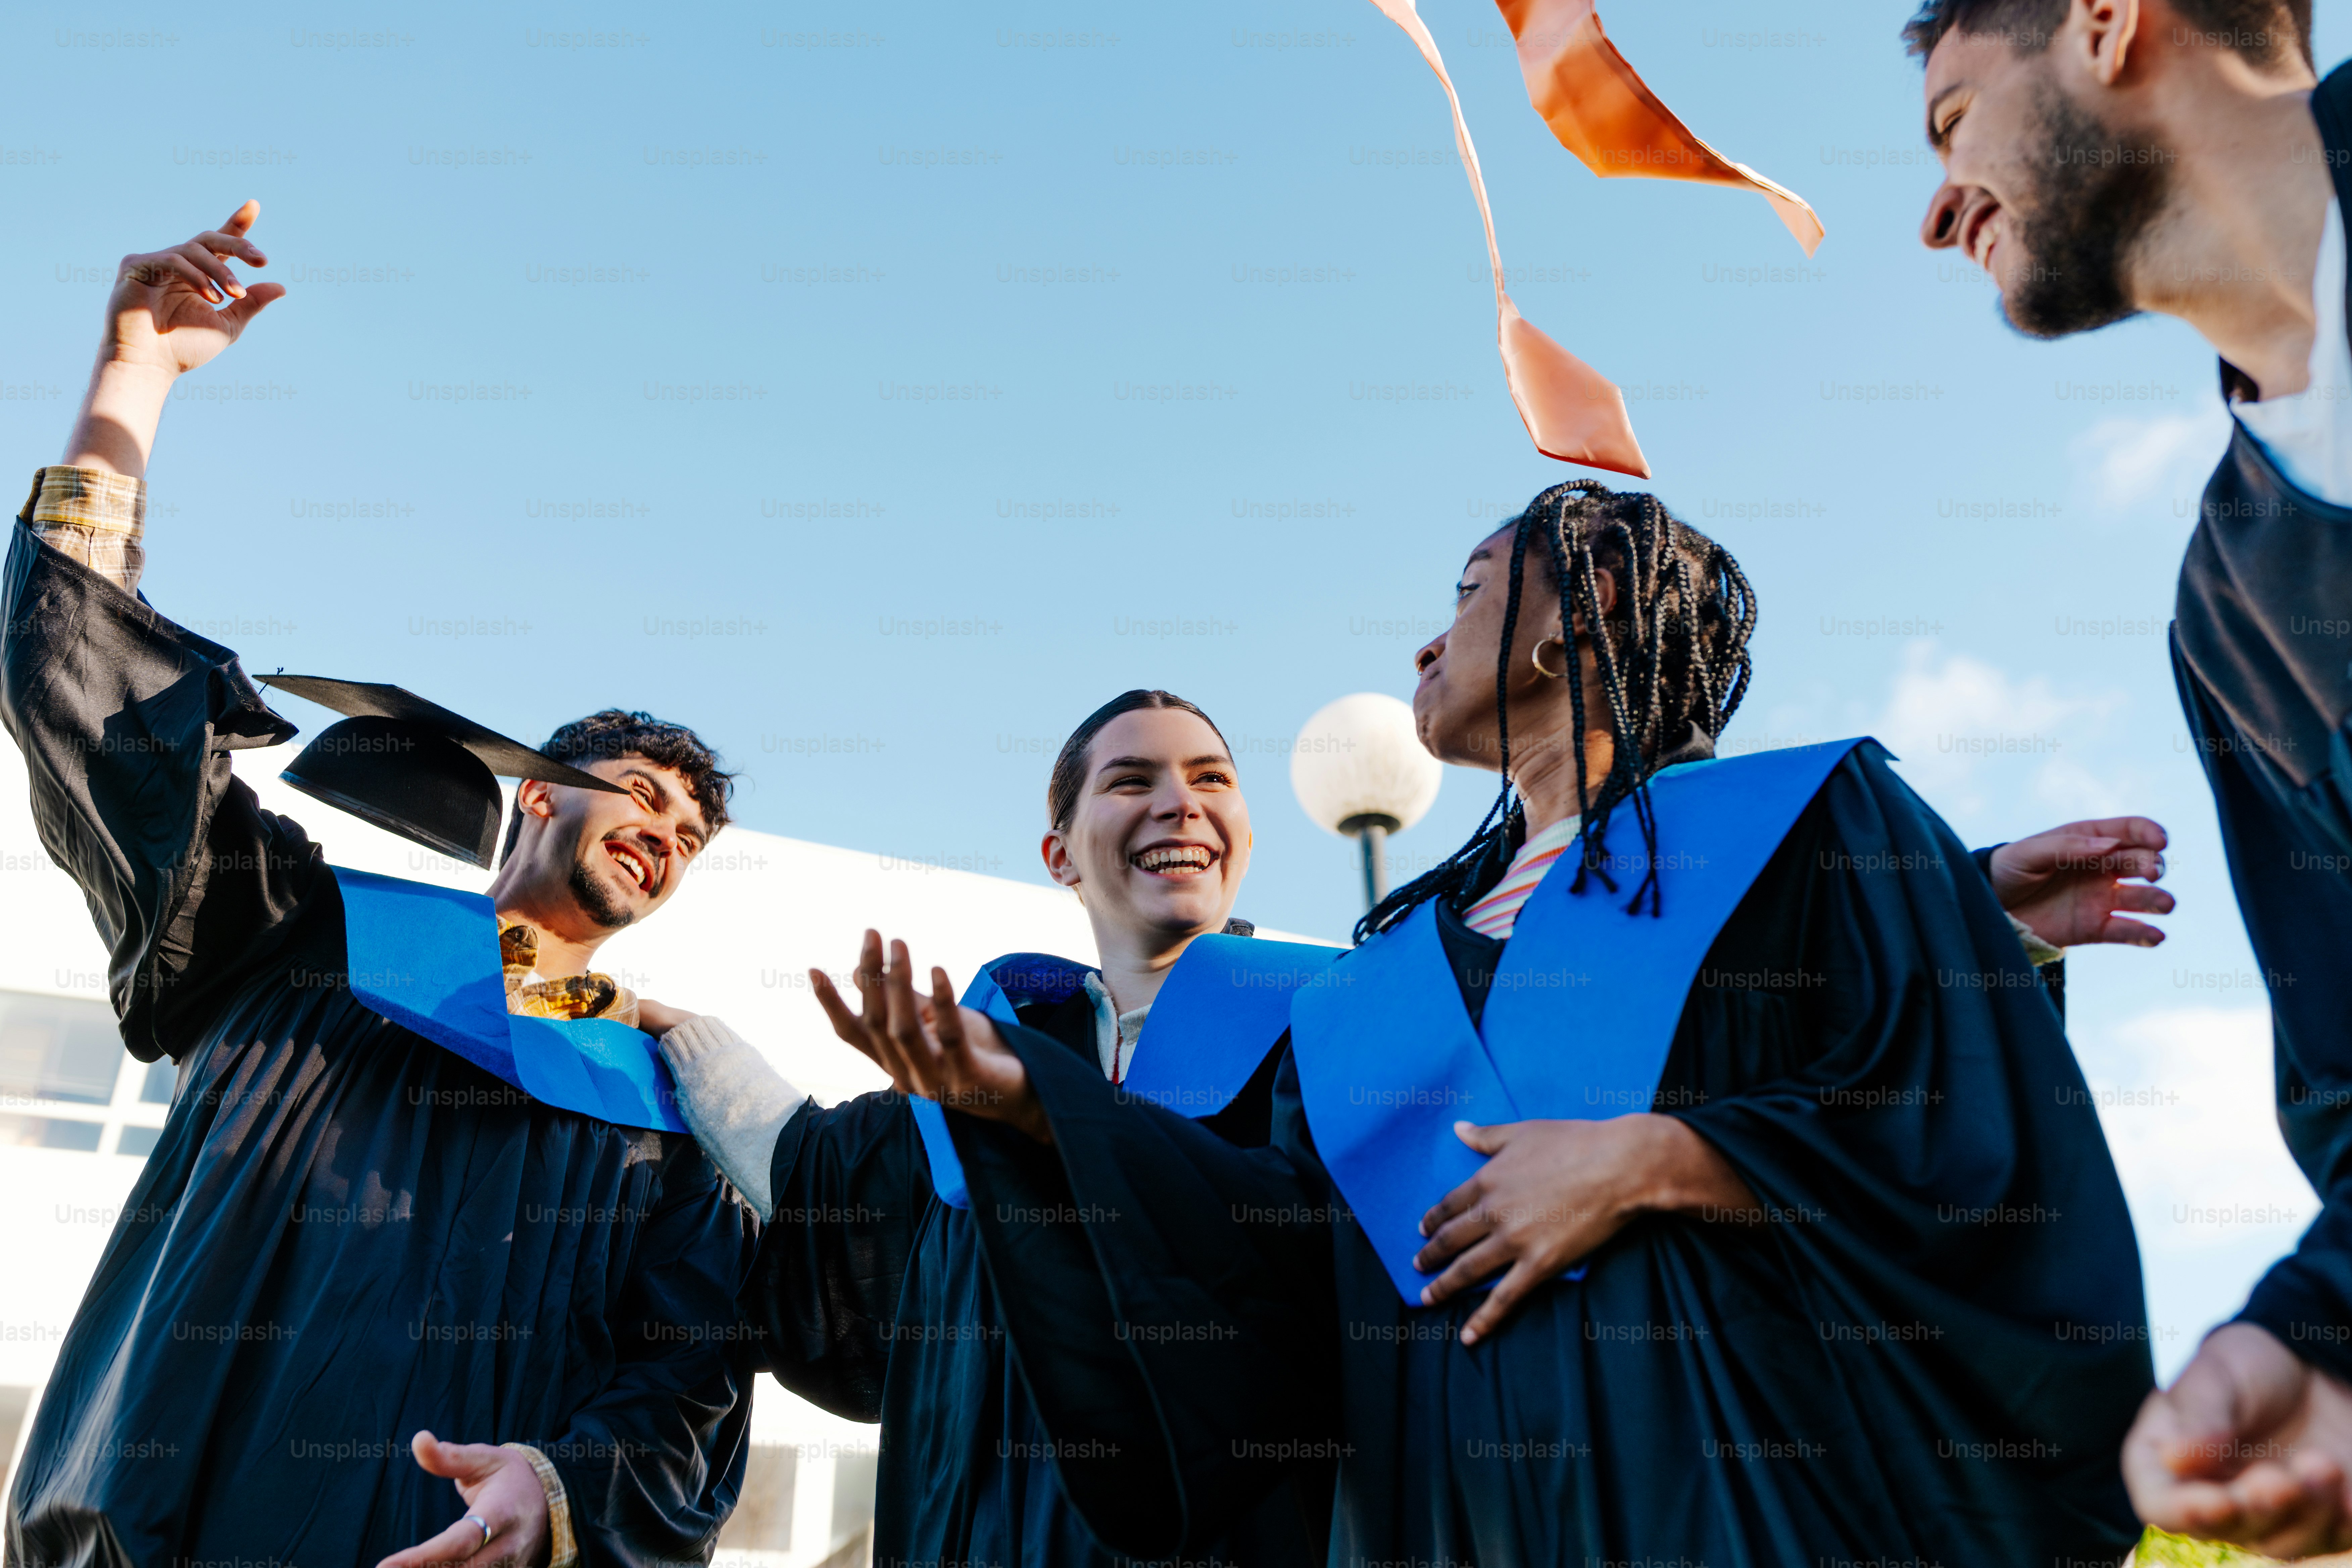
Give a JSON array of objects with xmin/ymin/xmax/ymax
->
[
  {"xmin": 837, "ymin": 482, "xmax": 2162, "ymax": 1567},
  {"xmin": 641, "ymin": 689, "xmax": 1334, "ymax": 1568}
]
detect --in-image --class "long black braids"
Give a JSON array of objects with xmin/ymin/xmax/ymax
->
[{"xmin": 1355, "ymin": 480, "xmax": 1758, "ymax": 944}]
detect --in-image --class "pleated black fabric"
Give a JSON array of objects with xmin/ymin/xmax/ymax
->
[
  {"xmin": 740, "ymin": 991, "xmax": 1328, "ymax": 1568},
  {"xmin": 0, "ymin": 524, "xmax": 758, "ymax": 1568},
  {"xmin": 950, "ymin": 746, "xmax": 2152, "ymax": 1568}
]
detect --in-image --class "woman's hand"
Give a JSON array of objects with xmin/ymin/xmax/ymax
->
[
  {"xmin": 811, "ymin": 930, "xmax": 1051, "ymax": 1144},
  {"xmin": 1989, "ymin": 816, "xmax": 2172, "ymax": 948},
  {"xmin": 1414, "ymin": 1114, "xmax": 1758, "ymax": 1345},
  {"xmin": 65, "ymin": 200, "xmax": 285, "ymax": 479}
]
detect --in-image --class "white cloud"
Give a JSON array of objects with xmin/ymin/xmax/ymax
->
[
  {"xmin": 2066, "ymin": 405, "xmax": 2233, "ymax": 524},
  {"xmin": 1871, "ymin": 642, "xmax": 2117, "ymax": 819}
]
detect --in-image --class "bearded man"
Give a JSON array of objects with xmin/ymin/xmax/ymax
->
[{"xmin": 1904, "ymin": 1, "xmax": 2352, "ymax": 1555}]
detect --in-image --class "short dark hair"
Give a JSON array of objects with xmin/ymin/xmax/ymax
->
[
  {"xmin": 499, "ymin": 709, "xmax": 736, "ymax": 862},
  {"xmin": 1901, "ymin": 0, "xmax": 2310, "ymax": 69},
  {"xmin": 1046, "ymin": 690, "xmax": 1229, "ymax": 831}
]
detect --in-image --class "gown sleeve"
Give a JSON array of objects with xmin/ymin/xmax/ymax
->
[
  {"xmin": 949, "ymin": 1028, "xmax": 1340, "ymax": 1561},
  {"xmin": 0, "ymin": 521, "xmax": 316, "ymax": 1058},
  {"xmin": 737, "ymin": 1089, "xmax": 938, "ymax": 1419},
  {"xmin": 2174, "ymin": 649, "xmax": 2352, "ymax": 1381},
  {"xmin": 545, "ymin": 1142, "xmax": 763, "ymax": 1567}
]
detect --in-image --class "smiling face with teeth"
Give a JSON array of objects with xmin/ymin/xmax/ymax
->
[
  {"xmin": 1041, "ymin": 707, "xmax": 1251, "ymax": 957},
  {"xmin": 495, "ymin": 754, "xmax": 712, "ymax": 950}
]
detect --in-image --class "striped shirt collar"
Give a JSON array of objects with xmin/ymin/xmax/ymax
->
[{"xmin": 1461, "ymin": 813, "xmax": 1583, "ymax": 939}]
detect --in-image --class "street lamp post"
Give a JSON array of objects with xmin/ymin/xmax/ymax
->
[{"xmin": 1290, "ymin": 693, "xmax": 1442, "ymax": 915}]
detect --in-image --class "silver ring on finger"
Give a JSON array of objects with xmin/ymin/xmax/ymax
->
[{"xmin": 466, "ymin": 1514, "xmax": 494, "ymax": 1547}]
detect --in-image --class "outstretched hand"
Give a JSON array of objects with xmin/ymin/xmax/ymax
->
[
  {"xmin": 2124, "ymin": 1322, "xmax": 2352, "ymax": 1559},
  {"xmin": 811, "ymin": 930, "xmax": 1050, "ymax": 1144},
  {"xmin": 1990, "ymin": 815, "xmax": 2173, "ymax": 949},
  {"xmin": 100, "ymin": 199, "xmax": 282, "ymax": 379},
  {"xmin": 374, "ymin": 1431, "xmax": 550, "ymax": 1568}
]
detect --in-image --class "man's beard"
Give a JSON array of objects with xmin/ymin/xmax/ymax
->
[
  {"xmin": 569, "ymin": 845, "xmax": 637, "ymax": 931},
  {"xmin": 2003, "ymin": 83, "xmax": 2174, "ymax": 339}
]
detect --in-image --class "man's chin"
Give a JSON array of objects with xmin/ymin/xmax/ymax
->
[{"xmin": 567, "ymin": 859, "xmax": 641, "ymax": 931}]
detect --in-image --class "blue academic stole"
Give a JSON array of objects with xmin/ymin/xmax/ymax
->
[
  {"xmin": 912, "ymin": 937, "xmax": 1341, "ymax": 1209},
  {"xmin": 1291, "ymin": 740, "xmax": 1865, "ymax": 1301},
  {"xmin": 332, "ymin": 866, "xmax": 689, "ymax": 1133}
]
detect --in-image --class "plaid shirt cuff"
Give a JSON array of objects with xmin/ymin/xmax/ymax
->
[
  {"xmin": 20, "ymin": 465, "xmax": 146, "ymax": 593},
  {"xmin": 501, "ymin": 1442, "xmax": 579, "ymax": 1568}
]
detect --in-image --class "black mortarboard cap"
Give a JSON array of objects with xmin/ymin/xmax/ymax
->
[{"xmin": 260, "ymin": 675, "xmax": 626, "ymax": 869}]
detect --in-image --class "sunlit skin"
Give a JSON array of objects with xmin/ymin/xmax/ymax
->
[
  {"xmin": 491, "ymin": 756, "xmax": 711, "ymax": 980},
  {"xmin": 1917, "ymin": 5, "xmax": 2352, "ymax": 1554},
  {"xmin": 1916, "ymin": 0, "xmax": 2324, "ymax": 392},
  {"xmin": 809, "ymin": 708, "xmax": 1253, "ymax": 1142}
]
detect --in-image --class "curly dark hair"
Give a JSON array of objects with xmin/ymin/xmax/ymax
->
[
  {"xmin": 499, "ymin": 708, "xmax": 736, "ymax": 863},
  {"xmin": 1900, "ymin": 0, "xmax": 2309, "ymax": 69},
  {"xmin": 1358, "ymin": 481, "xmax": 1756, "ymax": 943}
]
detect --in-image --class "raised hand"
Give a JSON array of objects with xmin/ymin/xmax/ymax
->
[
  {"xmin": 99, "ymin": 200, "xmax": 282, "ymax": 379},
  {"xmin": 1989, "ymin": 815, "xmax": 2173, "ymax": 949},
  {"xmin": 811, "ymin": 930, "xmax": 1050, "ymax": 1143},
  {"xmin": 64, "ymin": 200, "xmax": 285, "ymax": 480},
  {"xmin": 373, "ymin": 1431, "xmax": 550, "ymax": 1568},
  {"xmin": 2124, "ymin": 1321, "xmax": 2352, "ymax": 1558}
]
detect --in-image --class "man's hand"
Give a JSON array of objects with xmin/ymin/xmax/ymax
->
[
  {"xmin": 811, "ymin": 929, "xmax": 1050, "ymax": 1143},
  {"xmin": 1413, "ymin": 1115, "xmax": 1759, "ymax": 1345},
  {"xmin": 64, "ymin": 199, "xmax": 283, "ymax": 480},
  {"xmin": 2124, "ymin": 1322, "xmax": 2352, "ymax": 1558},
  {"xmin": 375, "ymin": 1432, "xmax": 550, "ymax": 1568},
  {"xmin": 1989, "ymin": 816, "xmax": 2173, "ymax": 949}
]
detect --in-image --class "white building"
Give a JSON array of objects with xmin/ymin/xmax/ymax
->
[{"xmin": 0, "ymin": 736, "xmax": 1253, "ymax": 1568}]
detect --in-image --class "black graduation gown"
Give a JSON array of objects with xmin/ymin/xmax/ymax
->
[
  {"xmin": 2173, "ymin": 59, "xmax": 2352, "ymax": 1382},
  {"xmin": 944, "ymin": 746, "xmax": 2153, "ymax": 1567},
  {"xmin": 0, "ymin": 524, "xmax": 758, "ymax": 1568},
  {"xmin": 738, "ymin": 987, "xmax": 1329, "ymax": 1568}
]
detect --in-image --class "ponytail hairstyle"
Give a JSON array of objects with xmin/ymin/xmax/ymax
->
[
  {"xmin": 1356, "ymin": 480, "xmax": 1757, "ymax": 943},
  {"xmin": 1047, "ymin": 688, "xmax": 1232, "ymax": 831}
]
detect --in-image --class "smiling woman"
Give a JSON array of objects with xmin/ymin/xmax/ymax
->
[{"xmin": 643, "ymin": 687, "xmax": 1331, "ymax": 1568}]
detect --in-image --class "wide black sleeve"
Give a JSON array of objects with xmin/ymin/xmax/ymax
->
[
  {"xmin": 549, "ymin": 1140, "xmax": 764, "ymax": 1567},
  {"xmin": 950, "ymin": 1027, "xmax": 1340, "ymax": 1561},
  {"xmin": 737, "ymin": 1089, "xmax": 937, "ymax": 1419},
  {"xmin": 1670, "ymin": 747, "xmax": 2151, "ymax": 1507},
  {"xmin": 2175, "ymin": 653, "xmax": 2352, "ymax": 1382},
  {"xmin": 0, "ymin": 521, "xmax": 320, "ymax": 1059}
]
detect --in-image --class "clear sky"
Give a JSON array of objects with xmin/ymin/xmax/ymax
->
[{"xmin": 5, "ymin": 0, "xmax": 2342, "ymax": 1375}]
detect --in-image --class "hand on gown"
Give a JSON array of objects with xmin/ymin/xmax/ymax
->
[
  {"xmin": 812, "ymin": 929, "xmax": 1052, "ymax": 1144},
  {"xmin": 374, "ymin": 1431, "xmax": 550, "ymax": 1568},
  {"xmin": 1989, "ymin": 816, "xmax": 2172, "ymax": 948},
  {"xmin": 1411, "ymin": 1114, "xmax": 1760, "ymax": 1345},
  {"xmin": 2124, "ymin": 1321, "xmax": 2352, "ymax": 1559}
]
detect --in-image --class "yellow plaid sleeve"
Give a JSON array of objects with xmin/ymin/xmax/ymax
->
[
  {"xmin": 500, "ymin": 1442, "xmax": 579, "ymax": 1568},
  {"xmin": 19, "ymin": 465, "xmax": 146, "ymax": 593}
]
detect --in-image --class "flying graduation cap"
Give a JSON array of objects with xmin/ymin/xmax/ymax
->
[{"xmin": 260, "ymin": 675, "xmax": 626, "ymax": 870}]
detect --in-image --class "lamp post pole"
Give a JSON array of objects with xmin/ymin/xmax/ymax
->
[{"xmin": 1341, "ymin": 813, "xmax": 1399, "ymax": 911}]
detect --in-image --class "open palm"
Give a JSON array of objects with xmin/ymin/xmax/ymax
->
[
  {"xmin": 1989, "ymin": 815, "xmax": 2173, "ymax": 948},
  {"xmin": 102, "ymin": 199, "xmax": 282, "ymax": 378}
]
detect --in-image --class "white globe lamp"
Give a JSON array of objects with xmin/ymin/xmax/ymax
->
[{"xmin": 1290, "ymin": 692, "xmax": 1443, "ymax": 911}]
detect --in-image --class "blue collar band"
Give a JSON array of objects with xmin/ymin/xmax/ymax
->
[
  {"xmin": 332, "ymin": 865, "xmax": 688, "ymax": 1133},
  {"xmin": 1292, "ymin": 740, "xmax": 1866, "ymax": 1301}
]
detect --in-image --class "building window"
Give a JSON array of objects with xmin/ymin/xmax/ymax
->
[{"xmin": 0, "ymin": 993, "xmax": 118, "ymax": 1106}]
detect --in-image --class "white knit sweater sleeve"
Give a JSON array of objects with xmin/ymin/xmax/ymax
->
[{"xmin": 658, "ymin": 1015, "xmax": 804, "ymax": 1222}]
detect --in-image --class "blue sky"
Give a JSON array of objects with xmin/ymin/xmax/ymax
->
[{"xmin": 5, "ymin": 0, "xmax": 2345, "ymax": 1372}]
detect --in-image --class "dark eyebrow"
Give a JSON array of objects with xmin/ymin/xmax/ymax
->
[
  {"xmin": 1094, "ymin": 752, "xmax": 1234, "ymax": 777},
  {"xmin": 1926, "ymin": 83, "xmax": 1965, "ymax": 151},
  {"xmin": 1094, "ymin": 754, "xmax": 1161, "ymax": 776},
  {"xmin": 1465, "ymin": 546, "xmax": 1493, "ymax": 565}
]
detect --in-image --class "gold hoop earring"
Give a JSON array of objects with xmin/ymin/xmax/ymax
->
[{"xmin": 1531, "ymin": 636, "xmax": 1571, "ymax": 679}]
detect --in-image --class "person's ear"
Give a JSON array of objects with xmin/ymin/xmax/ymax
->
[
  {"xmin": 2074, "ymin": 0, "xmax": 2142, "ymax": 89},
  {"xmin": 516, "ymin": 778, "xmax": 556, "ymax": 823},
  {"xmin": 1041, "ymin": 829, "xmax": 1084, "ymax": 891}
]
